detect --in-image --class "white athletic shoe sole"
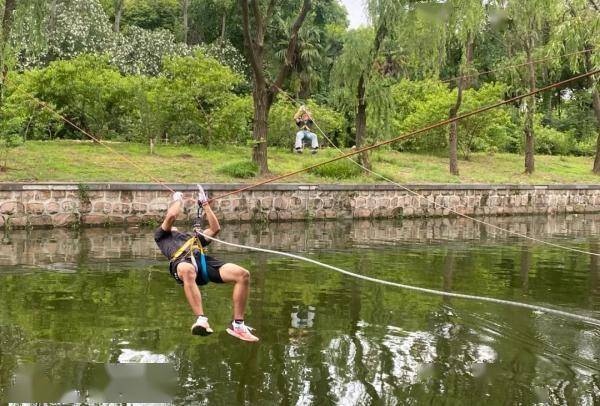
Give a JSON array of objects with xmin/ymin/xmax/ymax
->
[{"xmin": 226, "ymin": 328, "xmax": 260, "ymax": 342}]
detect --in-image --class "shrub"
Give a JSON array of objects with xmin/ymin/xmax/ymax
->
[
  {"xmin": 217, "ymin": 160, "xmax": 258, "ymax": 178},
  {"xmin": 308, "ymin": 158, "xmax": 362, "ymax": 179},
  {"xmin": 535, "ymin": 125, "xmax": 571, "ymax": 155}
]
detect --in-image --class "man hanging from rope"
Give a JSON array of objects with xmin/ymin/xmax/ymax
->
[
  {"xmin": 293, "ymin": 105, "xmax": 319, "ymax": 154},
  {"xmin": 154, "ymin": 185, "xmax": 259, "ymax": 342}
]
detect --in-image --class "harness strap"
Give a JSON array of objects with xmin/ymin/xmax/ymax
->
[{"xmin": 171, "ymin": 236, "xmax": 209, "ymax": 284}]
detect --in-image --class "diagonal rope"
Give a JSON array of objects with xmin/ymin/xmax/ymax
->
[
  {"xmin": 208, "ymin": 69, "xmax": 600, "ymax": 205},
  {"xmin": 15, "ymin": 88, "xmax": 176, "ymax": 194},
  {"xmin": 274, "ymin": 83, "xmax": 600, "ymax": 258},
  {"xmin": 199, "ymin": 232, "xmax": 600, "ymax": 328},
  {"xmin": 14, "ymin": 68, "xmax": 600, "ymax": 258}
]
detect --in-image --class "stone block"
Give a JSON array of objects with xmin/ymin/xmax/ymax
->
[
  {"xmin": 292, "ymin": 211, "xmax": 306, "ymax": 220},
  {"xmin": 35, "ymin": 190, "xmax": 52, "ymax": 201},
  {"xmin": 108, "ymin": 215, "xmax": 125, "ymax": 224},
  {"xmin": 93, "ymin": 202, "xmax": 112, "ymax": 214},
  {"xmin": 125, "ymin": 216, "xmax": 141, "ymax": 224},
  {"xmin": 61, "ymin": 200, "xmax": 78, "ymax": 212},
  {"xmin": 149, "ymin": 203, "xmax": 168, "ymax": 212},
  {"xmin": 325, "ymin": 210, "xmax": 337, "ymax": 219},
  {"xmin": 0, "ymin": 201, "xmax": 24, "ymax": 215},
  {"xmin": 223, "ymin": 212, "xmax": 240, "ymax": 222},
  {"xmin": 81, "ymin": 214, "xmax": 109, "ymax": 225},
  {"xmin": 49, "ymin": 190, "xmax": 65, "ymax": 199},
  {"xmin": 121, "ymin": 190, "xmax": 134, "ymax": 203},
  {"xmin": 311, "ymin": 198, "xmax": 324, "ymax": 210},
  {"xmin": 132, "ymin": 203, "xmax": 148, "ymax": 214},
  {"xmin": 46, "ymin": 202, "xmax": 60, "ymax": 214},
  {"xmin": 273, "ymin": 197, "xmax": 287, "ymax": 210},
  {"xmin": 53, "ymin": 213, "xmax": 79, "ymax": 227},
  {"xmin": 26, "ymin": 202, "xmax": 45, "ymax": 215},
  {"xmin": 9, "ymin": 216, "xmax": 28, "ymax": 228},
  {"xmin": 354, "ymin": 209, "xmax": 371, "ymax": 218},
  {"xmin": 239, "ymin": 212, "xmax": 252, "ymax": 222},
  {"xmin": 28, "ymin": 215, "xmax": 53, "ymax": 227},
  {"xmin": 278, "ymin": 211, "xmax": 292, "ymax": 221}
]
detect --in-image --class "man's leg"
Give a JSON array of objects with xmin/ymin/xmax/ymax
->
[
  {"xmin": 177, "ymin": 262, "xmax": 212, "ymax": 335},
  {"xmin": 219, "ymin": 263, "xmax": 250, "ymax": 319},
  {"xmin": 294, "ymin": 131, "xmax": 305, "ymax": 152},
  {"xmin": 177, "ymin": 262, "xmax": 205, "ymax": 316},
  {"xmin": 219, "ymin": 263, "xmax": 258, "ymax": 341},
  {"xmin": 309, "ymin": 132, "xmax": 319, "ymax": 149}
]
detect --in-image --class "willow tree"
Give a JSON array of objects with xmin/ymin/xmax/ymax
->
[
  {"xmin": 447, "ymin": 0, "xmax": 485, "ymax": 175},
  {"xmin": 500, "ymin": 0, "xmax": 561, "ymax": 174},
  {"xmin": 552, "ymin": 0, "xmax": 600, "ymax": 173},
  {"xmin": 329, "ymin": 0, "xmax": 406, "ymax": 170},
  {"xmin": 240, "ymin": 0, "xmax": 311, "ymax": 175}
]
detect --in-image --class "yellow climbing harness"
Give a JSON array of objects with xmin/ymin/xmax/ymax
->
[{"xmin": 171, "ymin": 235, "xmax": 209, "ymax": 283}]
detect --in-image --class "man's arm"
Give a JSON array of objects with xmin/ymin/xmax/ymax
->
[
  {"xmin": 161, "ymin": 193, "xmax": 184, "ymax": 232},
  {"xmin": 202, "ymin": 203, "xmax": 221, "ymax": 238}
]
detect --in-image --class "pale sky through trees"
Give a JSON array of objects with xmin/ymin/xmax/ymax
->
[{"xmin": 339, "ymin": 0, "xmax": 369, "ymax": 28}]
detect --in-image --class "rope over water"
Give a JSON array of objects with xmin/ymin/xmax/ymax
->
[
  {"xmin": 275, "ymin": 85, "xmax": 600, "ymax": 258},
  {"xmin": 199, "ymin": 232, "xmax": 600, "ymax": 328}
]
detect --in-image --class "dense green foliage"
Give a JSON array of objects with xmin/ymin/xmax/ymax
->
[{"xmin": 0, "ymin": 0, "xmax": 599, "ymax": 175}]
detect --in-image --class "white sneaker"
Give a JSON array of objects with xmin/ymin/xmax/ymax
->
[
  {"xmin": 226, "ymin": 321, "xmax": 259, "ymax": 342},
  {"xmin": 191, "ymin": 316, "xmax": 213, "ymax": 336}
]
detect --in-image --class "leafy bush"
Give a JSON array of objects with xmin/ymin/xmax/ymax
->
[
  {"xmin": 16, "ymin": 54, "xmax": 139, "ymax": 140},
  {"xmin": 535, "ymin": 125, "xmax": 572, "ymax": 155},
  {"xmin": 147, "ymin": 50, "xmax": 246, "ymax": 145},
  {"xmin": 217, "ymin": 160, "xmax": 258, "ymax": 178},
  {"xmin": 308, "ymin": 158, "xmax": 362, "ymax": 179},
  {"xmin": 391, "ymin": 80, "xmax": 513, "ymax": 157}
]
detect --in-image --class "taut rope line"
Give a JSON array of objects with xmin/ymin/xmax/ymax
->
[
  {"xmin": 15, "ymin": 69, "xmax": 600, "ymax": 257},
  {"xmin": 208, "ymin": 69, "xmax": 600, "ymax": 202},
  {"xmin": 274, "ymin": 84, "xmax": 600, "ymax": 257},
  {"xmin": 15, "ymin": 90, "xmax": 176, "ymax": 194},
  {"xmin": 199, "ymin": 232, "xmax": 600, "ymax": 327}
]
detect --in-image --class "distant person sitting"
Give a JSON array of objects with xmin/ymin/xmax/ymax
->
[{"xmin": 293, "ymin": 105, "xmax": 319, "ymax": 154}]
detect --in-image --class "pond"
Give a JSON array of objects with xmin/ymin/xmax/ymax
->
[{"xmin": 0, "ymin": 215, "xmax": 599, "ymax": 404}]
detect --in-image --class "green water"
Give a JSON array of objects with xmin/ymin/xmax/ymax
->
[{"xmin": 0, "ymin": 216, "xmax": 599, "ymax": 404}]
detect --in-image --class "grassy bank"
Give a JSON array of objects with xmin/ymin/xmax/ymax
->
[{"xmin": 1, "ymin": 140, "xmax": 599, "ymax": 184}]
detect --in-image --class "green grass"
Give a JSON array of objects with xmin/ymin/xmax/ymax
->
[{"xmin": 1, "ymin": 140, "xmax": 599, "ymax": 184}]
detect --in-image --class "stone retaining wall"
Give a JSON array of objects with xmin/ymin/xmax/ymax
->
[{"xmin": 1, "ymin": 183, "xmax": 600, "ymax": 228}]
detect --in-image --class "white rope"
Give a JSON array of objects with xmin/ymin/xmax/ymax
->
[{"xmin": 200, "ymin": 232, "xmax": 600, "ymax": 327}]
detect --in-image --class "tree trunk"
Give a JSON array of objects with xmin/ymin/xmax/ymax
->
[
  {"xmin": 524, "ymin": 42, "xmax": 536, "ymax": 174},
  {"xmin": 48, "ymin": 0, "xmax": 58, "ymax": 32},
  {"xmin": 298, "ymin": 72, "xmax": 311, "ymax": 100},
  {"xmin": 583, "ymin": 50, "xmax": 600, "ymax": 174},
  {"xmin": 447, "ymin": 35, "xmax": 473, "ymax": 176},
  {"xmin": 356, "ymin": 74, "xmax": 371, "ymax": 170},
  {"xmin": 252, "ymin": 86, "xmax": 270, "ymax": 174},
  {"xmin": 448, "ymin": 78, "xmax": 464, "ymax": 176},
  {"xmin": 113, "ymin": 0, "xmax": 123, "ymax": 33},
  {"xmin": 220, "ymin": 12, "xmax": 226, "ymax": 44},
  {"xmin": 182, "ymin": 0, "xmax": 190, "ymax": 45},
  {"xmin": 591, "ymin": 89, "xmax": 600, "ymax": 174}
]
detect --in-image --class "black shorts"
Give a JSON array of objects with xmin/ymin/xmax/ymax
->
[{"xmin": 169, "ymin": 253, "xmax": 226, "ymax": 286}]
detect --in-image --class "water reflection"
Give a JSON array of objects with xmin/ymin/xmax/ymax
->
[{"xmin": 0, "ymin": 215, "xmax": 599, "ymax": 403}]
